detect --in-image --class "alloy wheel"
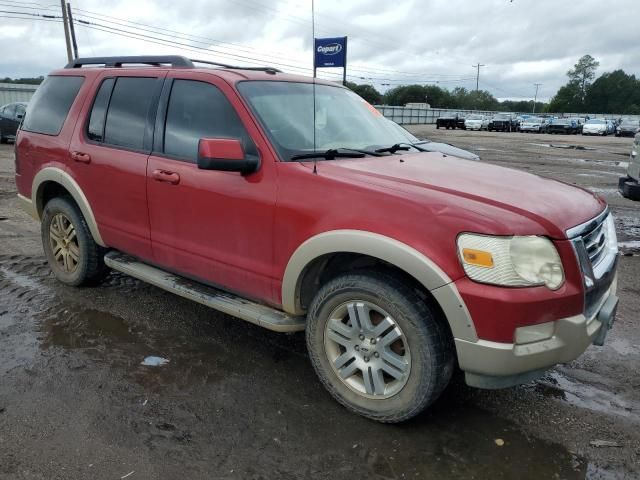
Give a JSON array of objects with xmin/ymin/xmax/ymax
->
[
  {"xmin": 49, "ymin": 213, "xmax": 80, "ymax": 273},
  {"xmin": 324, "ymin": 300, "xmax": 411, "ymax": 399}
]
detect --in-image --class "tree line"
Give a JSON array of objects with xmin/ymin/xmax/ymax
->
[{"xmin": 347, "ymin": 55, "xmax": 639, "ymax": 115}]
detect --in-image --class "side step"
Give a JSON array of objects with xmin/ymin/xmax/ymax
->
[{"xmin": 104, "ymin": 251, "xmax": 305, "ymax": 333}]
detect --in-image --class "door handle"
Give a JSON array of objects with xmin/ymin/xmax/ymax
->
[
  {"xmin": 70, "ymin": 151, "xmax": 91, "ymax": 164},
  {"xmin": 152, "ymin": 169, "xmax": 180, "ymax": 185}
]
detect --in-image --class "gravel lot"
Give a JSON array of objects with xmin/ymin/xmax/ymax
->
[{"xmin": 1, "ymin": 127, "xmax": 639, "ymax": 479}]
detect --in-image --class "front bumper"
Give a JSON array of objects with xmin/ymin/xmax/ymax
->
[{"xmin": 457, "ymin": 277, "xmax": 618, "ymax": 388}]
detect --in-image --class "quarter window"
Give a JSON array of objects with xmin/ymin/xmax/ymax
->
[
  {"xmin": 163, "ymin": 80, "xmax": 252, "ymax": 162},
  {"xmin": 103, "ymin": 77, "xmax": 159, "ymax": 150},
  {"xmin": 21, "ymin": 76, "xmax": 84, "ymax": 135}
]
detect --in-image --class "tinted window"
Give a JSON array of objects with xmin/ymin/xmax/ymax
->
[
  {"xmin": 87, "ymin": 78, "xmax": 114, "ymax": 142},
  {"xmin": 22, "ymin": 76, "xmax": 84, "ymax": 135},
  {"xmin": 2, "ymin": 104, "xmax": 16, "ymax": 119},
  {"xmin": 104, "ymin": 77, "xmax": 158, "ymax": 150},
  {"xmin": 164, "ymin": 80, "xmax": 251, "ymax": 162}
]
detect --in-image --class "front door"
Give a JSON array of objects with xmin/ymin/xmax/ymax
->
[
  {"xmin": 147, "ymin": 74, "xmax": 278, "ymax": 303},
  {"xmin": 68, "ymin": 72, "xmax": 166, "ymax": 260}
]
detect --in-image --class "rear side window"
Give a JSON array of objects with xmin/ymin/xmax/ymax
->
[
  {"xmin": 163, "ymin": 79, "xmax": 251, "ymax": 162},
  {"xmin": 21, "ymin": 76, "xmax": 84, "ymax": 135},
  {"xmin": 103, "ymin": 77, "xmax": 158, "ymax": 150},
  {"xmin": 87, "ymin": 78, "xmax": 115, "ymax": 142}
]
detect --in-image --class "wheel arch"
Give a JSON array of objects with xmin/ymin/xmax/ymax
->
[
  {"xmin": 281, "ymin": 230, "xmax": 478, "ymax": 342},
  {"xmin": 32, "ymin": 167, "xmax": 106, "ymax": 247}
]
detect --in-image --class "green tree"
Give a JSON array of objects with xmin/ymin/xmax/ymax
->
[
  {"xmin": 567, "ymin": 54, "xmax": 599, "ymax": 104},
  {"xmin": 344, "ymin": 81, "xmax": 383, "ymax": 104},
  {"xmin": 585, "ymin": 70, "xmax": 640, "ymax": 114},
  {"xmin": 0, "ymin": 76, "xmax": 44, "ymax": 85},
  {"xmin": 547, "ymin": 81, "xmax": 583, "ymax": 113}
]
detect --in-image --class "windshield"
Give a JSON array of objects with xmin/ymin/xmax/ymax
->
[
  {"xmin": 621, "ymin": 120, "xmax": 640, "ymax": 127},
  {"xmin": 467, "ymin": 114, "xmax": 483, "ymax": 120},
  {"xmin": 238, "ymin": 81, "xmax": 414, "ymax": 160},
  {"xmin": 524, "ymin": 117, "xmax": 542, "ymax": 123},
  {"xmin": 586, "ymin": 119, "xmax": 605, "ymax": 124},
  {"xmin": 493, "ymin": 114, "xmax": 510, "ymax": 120}
]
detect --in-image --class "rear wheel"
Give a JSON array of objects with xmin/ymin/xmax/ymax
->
[
  {"xmin": 41, "ymin": 196, "xmax": 107, "ymax": 286},
  {"xmin": 306, "ymin": 271, "xmax": 454, "ymax": 423}
]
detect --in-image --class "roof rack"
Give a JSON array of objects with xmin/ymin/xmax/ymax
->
[
  {"xmin": 190, "ymin": 59, "xmax": 281, "ymax": 74},
  {"xmin": 65, "ymin": 56, "xmax": 194, "ymax": 68},
  {"xmin": 64, "ymin": 55, "xmax": 281, "ymax": 74}
]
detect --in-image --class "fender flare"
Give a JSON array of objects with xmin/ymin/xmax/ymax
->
[
  {"xmin": 281, "ymin": 230, "xmax": 477, "ymax": 341},
  {"xmin": 31, "ymin": 167, "xmax": 106, "ymax": 247}
]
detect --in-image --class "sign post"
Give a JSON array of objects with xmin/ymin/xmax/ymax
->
[{"xmin": 313, "ymin": 36, "xmax": 348, "ymax": 85}]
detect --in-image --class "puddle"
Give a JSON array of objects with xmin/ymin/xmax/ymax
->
[{"xmin": 537, "ymin": 372, "xmax": 639, "ymax": 421}]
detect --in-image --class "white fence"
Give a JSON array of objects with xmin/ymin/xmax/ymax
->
[
  {"xmin": 0, "ymin": 83, "xmax": 37, "ymax": 105},
  {"xmin": 373, "ymin": 105, "xmax": 640, "ymax": 125}
]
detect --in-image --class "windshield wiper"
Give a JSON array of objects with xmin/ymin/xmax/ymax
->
[
  {"xmin": 375, "ymin": 142, "xmax": 425, "ymax": 154},
  {"xmin": 290, "ymin": 148, "xmax": 376, "ymax": 161}
]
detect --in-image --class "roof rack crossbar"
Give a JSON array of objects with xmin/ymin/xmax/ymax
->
[
  {"xmin": 65, "ymin": 56, "xmax": 194, "ymax": 69},
  {"xmin": 190, "ymin": 59, "xmax": 281, "ymax": 74}
]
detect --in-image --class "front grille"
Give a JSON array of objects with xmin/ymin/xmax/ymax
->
[
  {"xmin": 568, "ymin": 210, "xmax": 617, "ymax": 319},
  {"xmin": 582, "ymin": 219, "xmax": 607, "ymax": 267}
]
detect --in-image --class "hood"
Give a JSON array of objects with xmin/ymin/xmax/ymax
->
[
  {"xmin": 417, "ymin": 142, "xmax": 480, "ymax": 161},
  {"xmin": 321, "ymin": 153, "xmax": 605, "ymax": 238}
]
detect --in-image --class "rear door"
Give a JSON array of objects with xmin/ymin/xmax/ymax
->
[
  {"xmin": 69, "ymin": 72, "xmax": 166, "ymax": 260},
  {"xmin": 146, "ymin": 73, "xmax": 278, "ymax": 303}
]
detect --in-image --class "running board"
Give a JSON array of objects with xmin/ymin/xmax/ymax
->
[{"xmin": 104, "ymin": 251, "xmax": 305, "ymax": 333}]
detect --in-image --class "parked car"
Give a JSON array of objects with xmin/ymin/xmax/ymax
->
[
  {"xmin": 436, "ymin": 114, "xmax": 463, "ymax": 129},
  {"xmin": 386, "ymin": 119, "xmax": 480, "ymax": 160},
  {"xmin": 487, "ymin": 113, "xmax": 517, "ymax": 132},
  {"xmin": 546, "ymin": 118, "xmax": 580, "ymax": 135},
  {"xmin": 519, "ymin": 116, "xmax": 545, "ymax": 133},
  {"xmin": 464, "ymin": 114, "xmax": 488, "ymax": 131},
  {"xmin": 568, "ymin": 117, "xmax": 586, "ymax": 134},
  {"xmin": 616, "ymin": 119, "xmax": 640, "ymax": 137},
  {"xmin": 582, "ymin": 119, "xmax": 609, "ymax": 136},
  {"xmin": 15, "ymin": 56, "xmax": 619, "ymax": 423},
  {"xmin": 619, "ymin": 133, "xmax": 640, "ymax": 200},
  {"xmin": 0, "ymin": 101, "xmax": 27, "ymax": 143}
]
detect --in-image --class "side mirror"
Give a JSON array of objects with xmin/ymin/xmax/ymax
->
[{"xmin": 197, "ymin": 138, "xmax": 259, "ymax": 174}]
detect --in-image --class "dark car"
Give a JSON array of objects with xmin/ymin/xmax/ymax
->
[
  {"xmin": 436, "ymin": 114, "xmax": 463, "ymax": 129},
  {"xmin": 0, "ymin": 102, "xmax": 27, "ymax": 143},
  {"xmin": 547, "ymin": 118, "xmax": 580, "ymax": 135},
  {"xmin": 616, "ymin": 119, "xmax": 640, "ymax": 137},
  {"xmin": 487, "ymin": 113, "xmax": 517, "ymax": 132}
]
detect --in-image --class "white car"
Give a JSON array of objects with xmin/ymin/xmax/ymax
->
[
  {"xmin": 464, "ymin": 114, "xmax": 488, "ymax": 131},
  {"xmin": 519, "ymin": 117, "xmax": 545, "ymax": 133},
  {"xmin": 582, "ymin": 119, "xmax": 608, "ymax": 136}
]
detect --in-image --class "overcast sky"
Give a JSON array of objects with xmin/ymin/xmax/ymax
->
[{"xmin": 1, "ymin": 0, "xmax": 638, "ymax": 101}]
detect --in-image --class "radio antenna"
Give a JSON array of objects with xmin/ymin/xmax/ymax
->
[{"xmin": 311, "ymin": 0, "xmax": 317, "ymax": 174}]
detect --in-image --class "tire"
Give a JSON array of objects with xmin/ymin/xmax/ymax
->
[
  {"xmin": 619, "ymin": 177, "xmax": 640, "ymax": 201},
  {"xmin": 306, "ymin": 270, "xmax": 454, "ymax": 423},
  {"xmin": 41, "ymin": 196, "xmax": 107, "ymax": 286}
]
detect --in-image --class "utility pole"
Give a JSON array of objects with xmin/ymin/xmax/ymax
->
[
  {"xmin": 533, "ymin": 83, "xmax": 542, "ymax": 113},
  {"xmin": 67, "ymin": 3, "xmax": 79, "ymax": 59},
  {"xmin": 472, "ymin": 63, "xmax": 485, "ymax": 92},
  {"xmin": 60, "ymin": 0, "xmax": 72, "ymax": 63}
]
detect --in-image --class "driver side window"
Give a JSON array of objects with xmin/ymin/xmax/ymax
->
[{"xmin": 163, "ymin": 79, "xmax": 254, "ymax": 163}]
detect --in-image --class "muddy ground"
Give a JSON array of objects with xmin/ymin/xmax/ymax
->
[{"xmin": 0, "ymin": 127, "xmax": 639, "ymax": 479}]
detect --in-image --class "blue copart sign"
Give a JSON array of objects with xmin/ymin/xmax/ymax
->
[{"xmin": 314, "ymin": 37, "xmax": 347, "ymax": 68}]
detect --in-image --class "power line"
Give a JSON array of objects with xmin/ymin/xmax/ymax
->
[{"xmin": 472, "ymin": 63, "xmax": 485, "ymax": 91}]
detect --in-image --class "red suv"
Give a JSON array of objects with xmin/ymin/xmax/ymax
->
[{"xmin": 15, "ymin": 56, "xmax": 619, "ymax": 422}]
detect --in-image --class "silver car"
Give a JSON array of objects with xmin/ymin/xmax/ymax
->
[
  {"xmin": 619, "ymin": 133, "xmax": 640, "ymax": 200},
  {"xmin": 519, "ymin": 116, "xmax": 545, "ymax": 133},
  {"xmin": 464, "ymin": 114, "xmax": 488, "ymax": 131}
]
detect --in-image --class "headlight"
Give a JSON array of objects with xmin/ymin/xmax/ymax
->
[{"xmin": 457, "ymin": 234, "xmax": 565, "ymax": 290}]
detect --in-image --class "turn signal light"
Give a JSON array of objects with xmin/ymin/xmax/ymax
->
[{"xmin": 462, "ymin": 248, "xmax": 494, "ymax": 268}]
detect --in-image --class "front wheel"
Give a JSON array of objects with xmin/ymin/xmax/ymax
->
[
  {"xmin": 41, "ymin": 196, "xmax": 107, "ymax": 286},
  {"xmin": 306, "ymin": 271, "xmax": 454, "ymax": 423}
]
